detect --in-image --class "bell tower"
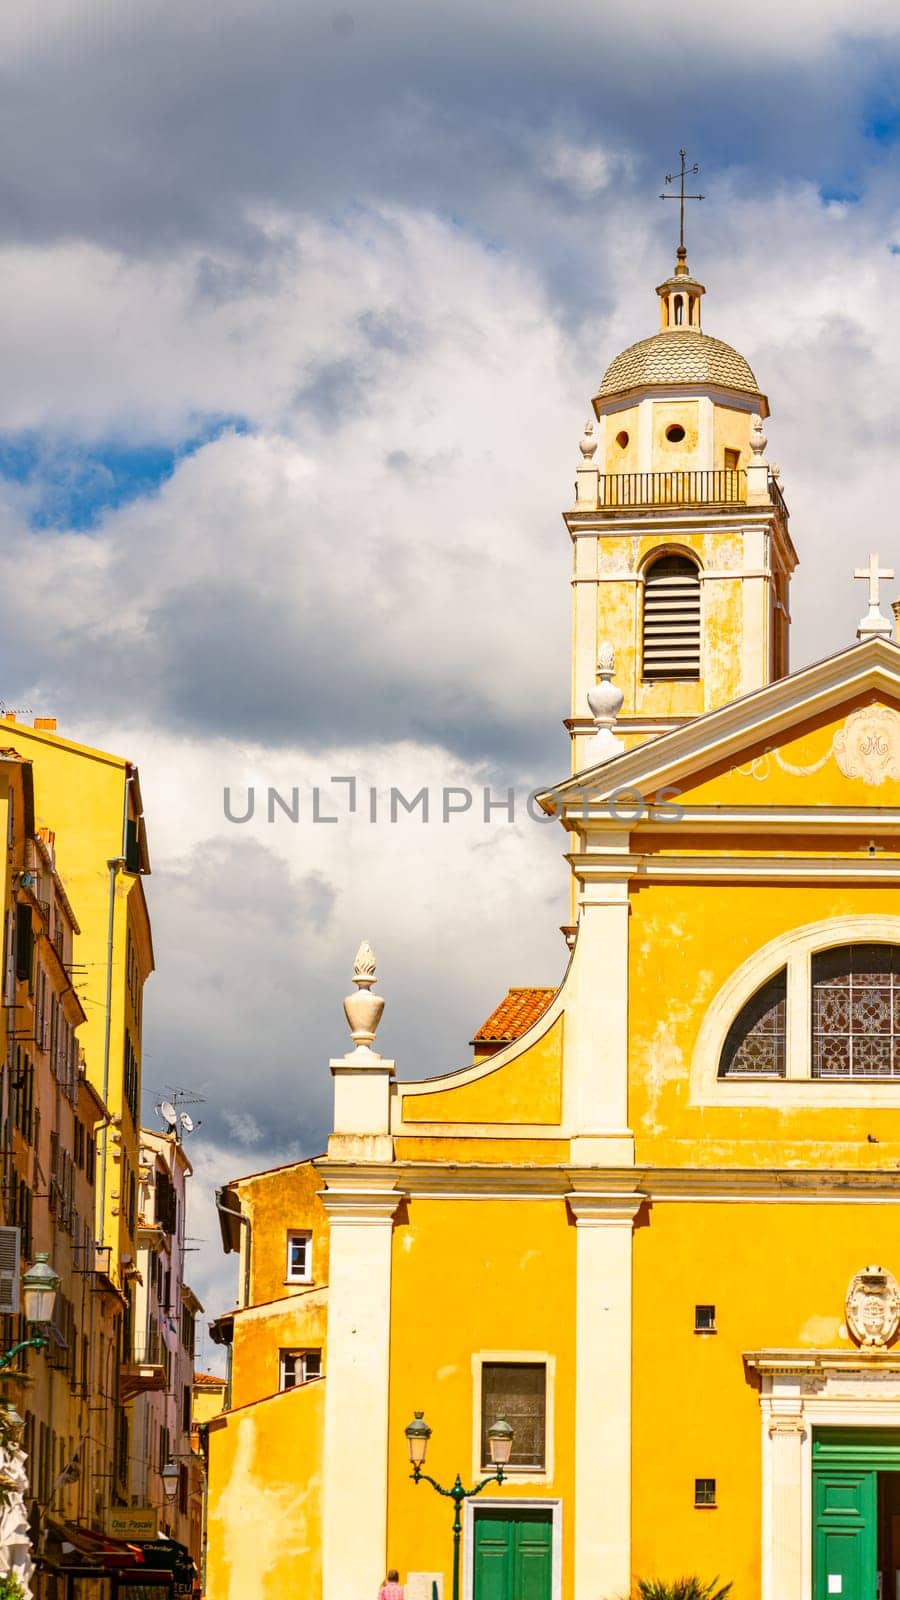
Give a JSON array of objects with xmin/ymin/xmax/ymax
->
[{"xmin": 566, "ymin": 249, "xmax": 797, "ymax": 771}]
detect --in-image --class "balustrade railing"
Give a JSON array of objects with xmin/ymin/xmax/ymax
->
[{"xmin": 598, "ymin": 469, "xmax": 747, "ymax": 507}]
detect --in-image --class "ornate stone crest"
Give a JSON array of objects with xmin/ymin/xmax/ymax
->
[
  {"xmin": 846, "ymin": 1265, "xmax": 900, "ymax": 1348},
  {"xmin": 833, "ymin": 705, "xmax": 900, "ymax": 786}
]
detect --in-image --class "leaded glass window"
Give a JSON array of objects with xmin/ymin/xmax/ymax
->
[
  {"xmin": 812, "ymin": 944, "xmax": 900, "ymax": 1078},
  {"xmin": 718, "ymin": 969, "xmax": 787, "ymax": 1077},
  {"xmin": 481, "ymin": 1362, "xmax": 545, "ymax": 1471}
]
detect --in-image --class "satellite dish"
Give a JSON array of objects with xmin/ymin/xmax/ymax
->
[
  {"xmin": 179, "ymin": 1113, "xmax": 194, "ymax": 1134},
  {"xmin": 160, "ymin": 1101, "xmax": 177, "ymax": 1127}
]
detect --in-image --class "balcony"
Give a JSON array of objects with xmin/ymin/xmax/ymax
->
[
  {"xmin": 592, "ymin": 468, "xmax": 788, "ymax": 516},
  {"xmin": 598, "ymin": 469, "xmax": 747, "ymax": 507},
  {"xmin": 120, "ymin": 1337, "xmax": 167, "ymax": 1401}
]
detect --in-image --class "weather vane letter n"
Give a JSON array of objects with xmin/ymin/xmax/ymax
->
[{"xmin": 660, "ymin": 148, "xmax": 704, "ymax": 260}]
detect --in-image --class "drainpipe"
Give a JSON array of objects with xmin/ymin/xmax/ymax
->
[{"xmin": 98, "ymin": 857, "xmax": 125, "ymax": 1249}]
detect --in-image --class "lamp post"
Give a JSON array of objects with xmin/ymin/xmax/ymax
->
[
  {"xmin": 161, "ymin": 1462, "xmax": 180, "ymax": 1504},
  {"xmin": 404, "ymin": 1410, "xmax": 513, "ymax": 1600},
  {"xmin": 0, "ymin": 1253, "xmax": 60, "ymax": 1371}
]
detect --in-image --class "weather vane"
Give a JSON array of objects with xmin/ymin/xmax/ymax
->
[{"xmin": 660, "ymin": 149, "xmax": 704, "ymax": 256}]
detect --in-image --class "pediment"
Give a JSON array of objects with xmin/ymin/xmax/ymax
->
[{"xmin": 545, "ymin": 639, "xmax": 900, "ymax": 820}]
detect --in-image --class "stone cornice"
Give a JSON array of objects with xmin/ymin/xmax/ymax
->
[
  {"xmin": 745, "ymin": 1349, "xmax": 900, "ymax": 1375},
  {"xmin": 314, "ymin": 1162, "xmax": 900, "ymax": 1204},
  {"xmin": 568, "ymin": 852, "xmax": 900, "ymax": 886}
]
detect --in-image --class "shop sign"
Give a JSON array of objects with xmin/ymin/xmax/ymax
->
[{"xmin": 105, "ymin": 1506, "xmax": 159, "ymax": 1540}]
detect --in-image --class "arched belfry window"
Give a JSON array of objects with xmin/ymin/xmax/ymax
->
[
  {"xmin": 718, "ymin": 970, "xmax": 787, "ymax": 1078},
  {"xmin": 812, "ymin": 945, "xmax": 900, "ymax": 1077},
  {"xmin": 642, "ymin": 554, "xmax": 701, "ymax": 680},
  {"xmin": 673, "ymin": 295, "xmax": 684, "ymax": 325}
]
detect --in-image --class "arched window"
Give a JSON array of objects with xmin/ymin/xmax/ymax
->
[
  {"xmin": 673, "ymin": 295, "xmax": 684, "ymax": 325},
  {"xmin": 812, "ymin": 944, "xmax": 900, "ymax": 1078},
  {"xmin": 642, "ymin": 554, "xmax": 701, "ymax": 680},
  {"xmin": 719, "ymin": 970, "xmax": 786, "ymax": 1078}
]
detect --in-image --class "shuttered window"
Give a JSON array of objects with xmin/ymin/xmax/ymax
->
[{"xmin": 642, "ymin": 554, "xmax": 701, "ymax": 680}]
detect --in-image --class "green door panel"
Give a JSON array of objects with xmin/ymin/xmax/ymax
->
[
  {"xmin": 813, "ymin": 1468, "xmax": 876, "ymax": 1600},
  {"xmin": 474, "ymin": 1509, "xmax": 553, "ymax": 1600}
]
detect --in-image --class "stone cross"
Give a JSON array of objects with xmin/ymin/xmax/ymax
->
[{"xmin": 855, "ymin": 551, "xmax": 896, "ymax": 643}]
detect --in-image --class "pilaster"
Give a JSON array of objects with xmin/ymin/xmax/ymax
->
[
  {"xmin": 567, "ymin": 1192, "xmax": 642, "ymax": 1600},
  {"xmin": 320, "ymin": 1179, "xmax": 402, "ymax": 1600},
  {"xmin": 761, "ymin": 1397, "xmax": 806, "ymax": 1600},
  {"xmin": 563, "ymin": 879, "xmax": 633, "ymax": 1164}
]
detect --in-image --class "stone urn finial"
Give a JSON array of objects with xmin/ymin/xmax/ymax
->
[
  {"xmin": 750, "ymin": 413, "xmax": 767, "ymax": 459},
  {"xmin": 579, "ymin": 419, "xmax": 598, "ymax": 461},
  {"xmin": 585, "ymin": 643, "xmax": 625, "ymax": 763},
  {"xmin": 343, "ymin": 941, "xmax": 385, "ymax": 1050}
]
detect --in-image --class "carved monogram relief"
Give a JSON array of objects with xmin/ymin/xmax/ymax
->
[
  {"xmin": 834, "ymin": 705, "xmax": 900, "ymax": 785},
  {"xmin": 846, "ymin": 1264, "xmax": 900, "ymax": 1348},
  {"xmin": 735, "ymin": 703, "xmax": 900, "ymax": 785}
]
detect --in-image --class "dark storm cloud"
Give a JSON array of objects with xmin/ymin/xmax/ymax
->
[{"xmin": 0, "ymin": 0, "xmax": 897, "ymax": 280}]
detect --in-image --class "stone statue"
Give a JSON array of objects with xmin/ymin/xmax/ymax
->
[{"xmin": 0, "ymin": 1408, "xmax": 34, "ymax": 1599}]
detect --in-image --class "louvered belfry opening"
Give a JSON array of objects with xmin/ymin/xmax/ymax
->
[{"xmin": 642, "ymin": 553, "xmax": 701, "ymax": 680}]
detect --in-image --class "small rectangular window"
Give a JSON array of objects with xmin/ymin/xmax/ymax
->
[
  {"xmin": 695, "ymin": 1477, "xmax": 717, "ymax": 1507},
  {"xmin": 286, "ymin": 1231, "xmax": 312, "ymax": 1283},
  {"xmin": 481, "ymin": 1362, "xmax": 546, "ymax": 1471},
  {"xmin": 694, "ymin": 1304, "xmax": 716, "ymax": 1333},
  {"xmin": 279, "ymin": 1348, "xmax": 322, "ymax": 1390},
  {"xmin": 724, "ymin": 448, "xmax": 740, "ymax": 471}
]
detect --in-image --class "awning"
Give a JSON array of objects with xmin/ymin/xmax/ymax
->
[{"xmin": 44, "ymin": 1518, "xmax": 147, "ymax": 1570}]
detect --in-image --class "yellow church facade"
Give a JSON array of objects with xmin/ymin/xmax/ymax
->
[{"xmin": 206, "ymin": 249, "xmax": 900, "ymax": 1600}]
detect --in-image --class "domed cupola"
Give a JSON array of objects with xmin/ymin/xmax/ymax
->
[{"xmin": 594, "ymin": 248, "xmax": 768, "ymax": 418}]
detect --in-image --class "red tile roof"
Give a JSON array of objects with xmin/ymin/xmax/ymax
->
[
  {"xmin": 194, "ymin": 1371, "xmax": 226, "ymax": 1387},
  {"xmin": 472, "ymin": 987, "xmax": 556, "ymax": 1045}
]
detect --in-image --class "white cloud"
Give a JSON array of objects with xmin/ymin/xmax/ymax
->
[{"xmin": 4, "ymin": 0, "xmax": 900, "ymax": 1333}]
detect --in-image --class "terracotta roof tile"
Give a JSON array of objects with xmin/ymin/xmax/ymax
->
[
  {"xmin": 472, "ymin": 987, "xmax": 556, "ymax": 1045},
  {"xmin": 194, "ymin": 1371, "xmax": 226, "ymax": 1387}
]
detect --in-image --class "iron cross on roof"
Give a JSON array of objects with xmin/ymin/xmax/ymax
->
[{"xmin": 660, "ymin": 149, "xmax": 704, "ymax": 256}]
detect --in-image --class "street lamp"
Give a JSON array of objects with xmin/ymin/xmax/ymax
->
[
  {"xmin": 0, "ymin": 1253, "xmax": 60, "ymax": 1370},
  {"xmin": 404, "ymin": 1410, "xmax": 514, "ymax": 1600},
  {"xmin": 160, "ymin": 1463, "xmax": 180, "ymax": 1504}
]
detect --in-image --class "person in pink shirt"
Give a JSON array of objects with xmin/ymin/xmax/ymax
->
[{"xmin": 378, "ymin": 1569, "xmax": 404, "ymax": 1600}]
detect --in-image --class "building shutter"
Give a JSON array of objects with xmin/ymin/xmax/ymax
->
[
  {"xmin": 14, "ymin": 903, "xmax": 33, "ymax": 984},
  {"xmin": 0, "ymin": 1226, "xmax": 21, "ymax": 1314},
  {"xmin": 125, "ymin": 817, "xmax": 142, "ymax": 873},
  {"xmin": 642, "ymin": 554, "xmax": 701, "ymax": 680}
]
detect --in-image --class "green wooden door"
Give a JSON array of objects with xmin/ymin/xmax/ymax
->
[
  {"xmin": 813, "ymin": 1469, "xmax": 877, "ymax": 1600},
  {"xmin": 473, "ymin": 1508, "xmax": 553, "ymax": 1600}
]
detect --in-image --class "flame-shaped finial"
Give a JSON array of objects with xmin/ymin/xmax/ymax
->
[
  {"xmin": 353, "ymin": 941, "xmax": 377, "ymax": 986},
  {"xmin": 344, "ymin": 941, "xmax": 384, "ymax": 1050}
]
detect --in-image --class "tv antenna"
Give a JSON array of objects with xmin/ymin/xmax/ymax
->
[{"xmin": 153, "ymin": 1086, "xmax": 204, "ymax": 1140}]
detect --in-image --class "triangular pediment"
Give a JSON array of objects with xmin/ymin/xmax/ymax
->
[{"xmin": 544, "ymin": 638, "xmax": 900, "ymax": 817}]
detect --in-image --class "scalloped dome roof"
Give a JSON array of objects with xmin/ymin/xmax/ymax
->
[{"xmin": 596, "ymin": 328, "xmax": 762, "ymax": 402}]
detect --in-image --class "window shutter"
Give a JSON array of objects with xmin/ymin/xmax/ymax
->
[
  {"xmin": 125, "ymin": 817, "xmax": 141, "ymax": 874},
  {"xmin": 14, "ymin": 903, "xmax": 33, "ymax": 985},
  {"xmin": 0, "ymin": 1226, "xmax": 21, "ymax": 1314},
  {"xmin": 642, "ymin": 555, "xmax": 701, "ymax": 680}
]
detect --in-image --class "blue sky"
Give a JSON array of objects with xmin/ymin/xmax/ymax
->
[{"xmin": 0, "ymin": 418, "xmax": 249, "ymax": 529}]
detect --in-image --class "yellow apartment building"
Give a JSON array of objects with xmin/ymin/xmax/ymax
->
[
  {"xmin": 0, "ymin": 721, "xmax": 168, "ymax": 1593},
  {"xmin": 205, "ymin": 246, "xmax": 900, "ymax": 1600}
]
